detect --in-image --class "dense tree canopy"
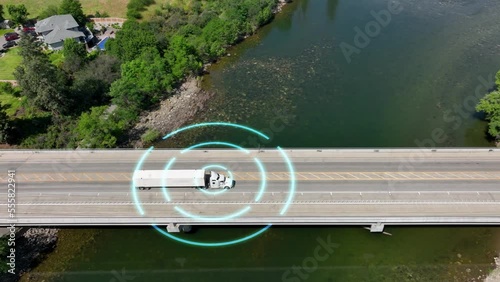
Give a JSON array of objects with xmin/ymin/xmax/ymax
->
[
  {"xmin": 71, "ymin": 54, "xmax": 121, "ymax": 113},
  {"xmin": 110, "ymin": 48, "xmax": 173, "ymax": 111},
  {"xmin": 6, "ymin": 4, "xmax": 28, "ymax": 25},
  {"xmin": 106, "ymin": 21, "xmax": 158, "ymax": 62},
  {"xmin": 476, "ymin": 91, "xmax": 500, "ymax": 138},
  {"xmin": 62, "ymin": 38, "xmax": 88, "ymax": 75},
  {"xmin": 7, "ymin": 0, "xmax": 281, "ymax": 149},
  {"xmin": 0, "ymin": 106, "xmax": 11, "ymax": 144},
  {"xmin": 0, "ymin": 5, "xmax": 4, "ymax": 21},
  {"xmin": 477, "ymin": 70, "xmax": 500, "ymax": 140},
  {"xmin": 14, "ymin": 34, "xmax": 70, "ymax": 115},
  {"xmin": 59, "ymin": 0, "xmax": 86, "ymax": 24},
  {"xmin": 164, "ymin": 35, "xmax": 202, "ymax": 79},
  {"xmin": 76, "ymin": 106, "xmax": 125, "ymax": 148}
]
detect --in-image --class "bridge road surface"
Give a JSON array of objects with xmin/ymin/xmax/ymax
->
[{"xmin": 0, "ymin": 149, "xmax": 499, "ymax": 230}]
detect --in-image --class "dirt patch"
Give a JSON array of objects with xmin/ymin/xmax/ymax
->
[{"xmin": 127, "ymin": 77, "xmax": 214, "ymax": 148}]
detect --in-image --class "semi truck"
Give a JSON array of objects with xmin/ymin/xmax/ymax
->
[{"xmin": 133, "ymin": 170, "xmax": 236, "ymax": 190}]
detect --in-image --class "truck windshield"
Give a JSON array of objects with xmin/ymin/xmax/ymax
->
[{"xmin": 217, "ymin": 173, "xmax": 220, "ymax": 180}]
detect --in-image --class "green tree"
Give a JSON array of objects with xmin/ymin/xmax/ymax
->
[
  {"xmin": 199, "ymin": 18, "xmax": 239, "ymax": 59},
  {"xmin": 110, "ymin": 47, "xmax": 173, "ymax": 111},
  {"xmin": 59, "ymin": 0, "xmax": 86, "ymax": 25},
  {"xmin": 62, "ymin": 38, "xmax": 87, "ymax": 75},
  {"xmin": 476, "ymin": 91, "xmax": 500, "ymax": 139},
  {"xmin": 495, "ymin": 70, "xmax": 500, "ymax": 88},
  {"xmin": 0, "ymin": 5, "xmax": 4, "ymax": 21},
  {"xmin": 39, "ymin": 5, "xmax": 60, "ymax": 20},
  {"xmin": 106, "ymin": 21, "xmax": 158, "ymax": 62},
  {"xmin": 75, "ymin": 106, "xmax": 124, "ymax": 148},
  {"xmin": 21, "ymin": 116, "xmax": 78, "ymax": 149},
  {"xmin": 164, "ymin": 35, "xmax": 202, "ymax": 79},
  {"xmin": 71, "ymin": 54, "xmax": 121, "ymax": 113},
  {"xmin": 0, "ymin": 106, "xmax": 11, "ymax": 143},
  {"xmin": 63, "ymin": 39, "xmax": 87, "ymax": 59},
  {"xmin": 14, "ymin": 34, "xmax": 70, "ymax": 115},
  {"xmin": 7, "ymin": 4, "xmax": 29, "ymax": 26}
]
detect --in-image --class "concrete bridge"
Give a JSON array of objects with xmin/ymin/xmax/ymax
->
[{"xmin": 0, "ymin": 148, "xmax": 499, "ymax": 232}]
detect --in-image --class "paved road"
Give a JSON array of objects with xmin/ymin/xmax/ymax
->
[{"xmin": 0, "ymin": 149, "xmax": 499, "ymax": 228}]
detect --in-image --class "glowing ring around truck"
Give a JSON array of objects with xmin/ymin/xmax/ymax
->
[
  {"xmin": 131, "ymin": 122, "xmax": 296, "ymax": 247},
  {"xmin": 161, "ymin": 152, "xmax": 251, "ymax": 221}
]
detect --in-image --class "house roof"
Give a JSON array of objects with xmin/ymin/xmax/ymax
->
[
  {"xmin": 35, "ymin": 14, "xmax": 84, "ymax": 45},
  {"xmin": 35, "ymin": 14, "xmax": 79, "ymax": 33},
  {"xmin": 43, "ymin": 26, "xmax": 85, "ymax": 44}
]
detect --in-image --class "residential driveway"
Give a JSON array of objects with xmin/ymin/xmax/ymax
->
[
  {"xmin": 0, "ymin": 32, "xmax": 21, "ymax": 50},
  {"xmin": 0, "ymin": 35, "xmax": 7, "ymax": 49}
]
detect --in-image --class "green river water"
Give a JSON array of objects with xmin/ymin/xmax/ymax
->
[{"xmin": 42, "ymin": 0, "xmax": 500, "ymax": 281}]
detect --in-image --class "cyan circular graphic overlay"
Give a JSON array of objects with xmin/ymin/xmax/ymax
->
[{"xmin": 131, "ymin": 122, "xmax": 296, "ymax": 247}]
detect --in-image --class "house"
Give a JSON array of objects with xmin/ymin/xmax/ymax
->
[{"xmin": 35, "ymin": 14, "xmax": 93, "ymax": 50}]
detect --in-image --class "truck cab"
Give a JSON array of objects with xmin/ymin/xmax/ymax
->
[{"xmin": 207, "ymin": 171, "xmax": 235, "ymax": 189}]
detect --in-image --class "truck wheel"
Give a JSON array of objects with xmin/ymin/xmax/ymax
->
[
  {"xmin": 224, "ymin": 186, "xmax": 230, "ymax": 189},
  {"xmin": 138, "ymin": 187, "xmax": 144, "ymax": 190}
]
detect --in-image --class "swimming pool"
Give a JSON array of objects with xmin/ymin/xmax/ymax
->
[{"xmin": 96, "ymin": 37, "xmax": 109, "ymax": 50}]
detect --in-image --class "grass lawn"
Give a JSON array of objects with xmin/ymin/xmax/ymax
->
[
  {"xmin": 0, "ymin": 48, "xmax": 22, "ymax": 80},
  {"xmin": 0, "ymin": 0, "xmax": 129, "ymax": 19}
]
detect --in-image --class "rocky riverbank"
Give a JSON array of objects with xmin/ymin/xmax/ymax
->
[
  {"xmin": 127, "ymin": 0, "xmax": 291, "ymax": 148},
  {"xmin": 127, "ymin": 77, "xmax": 214, "ymax": 148},
  {"xmin": 0, "ymin": 228, "xmax": 58, "ymax": 282},
  {"xmin": 485, "ymin": 257, "xmax": 500, "ymax": 281},
  {"xmin": 275, "ymin": 0, "xmax": 291, "ymax": 13}
]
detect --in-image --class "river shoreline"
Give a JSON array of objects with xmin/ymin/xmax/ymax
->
[
  {"xmin": 126, "ymin": 76, "xmax": 214, "ymax": 148},
  {"xmin": 126, "ymin": 0, "xmax": 291, "ymax": 148},
  {"xmin": 0, "ymin": 228, "xmax": 58, "ymax": 282},
  {"xmin": 5, "ymin": 2, "xmax": 293, "ymax": 281}
]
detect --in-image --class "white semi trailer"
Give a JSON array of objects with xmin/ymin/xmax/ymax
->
[{"xmin": 133, "ymin": 170, "xmax": 235, "ymax": 190}]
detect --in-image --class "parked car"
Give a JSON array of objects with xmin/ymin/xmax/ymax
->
[
  {"xmin": 2, "ymin": 41, "xmax": 17, "ymax": 49},
  {"xmin": 4, "ymin": 32, "xmax": 19, "ymax": 41},
  {"xmin": 22, "ymin": 26, "xmax": 36, "ymax": 32},
  {"xmin": 0, "ymin": 49, "xmax": 7, "ymax": 53}
]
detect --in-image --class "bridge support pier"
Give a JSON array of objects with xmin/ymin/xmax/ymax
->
[
  {"xmin": 370, "ymin": 222, "xmax": 384, "ymax": 232},
  {"xmin": 166, "ymin": 224, "xmax": 193, "ymax": 233},
  {"xmin": 166, "ymin": 223, "xmax": 180, "ymax": 233}
]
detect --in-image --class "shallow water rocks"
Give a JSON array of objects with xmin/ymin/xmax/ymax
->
[{"xmin": 0, "ymin": 228, "xmax": 58, "ymax": 282}]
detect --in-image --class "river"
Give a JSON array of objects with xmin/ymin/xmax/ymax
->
[{"xmin": 39, "ymin": 0, "xmax": 500, "ymax": 281}]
